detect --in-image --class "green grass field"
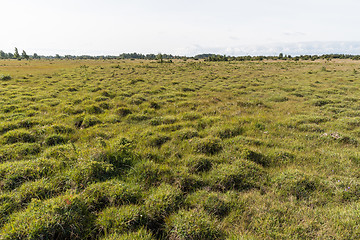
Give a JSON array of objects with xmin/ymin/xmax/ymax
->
[{"xmin": 0, "ymin": 59, "xmax": 360, "ymax": 239}]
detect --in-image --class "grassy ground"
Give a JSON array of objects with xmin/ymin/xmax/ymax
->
[{"xmin": 0, "ymin": 59, "xmax": 360, "ymax": 239}]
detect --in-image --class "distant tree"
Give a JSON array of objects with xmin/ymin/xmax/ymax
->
[
  {"xmin": 55, "ymin": 54, "xmax": 61, "ymax": 59},
  {"xmin": 22, "ymin": 50, "xmax": 29, "ymax": 60},
  {"xmin": 33, "ymin": 53, "xmax": 39, "ymax": 59},
  {"xmin": 0, "ymin": 50, "xmax": 5, "ymax": 59},
  {"xmin": 279, "ymin": 53, "xmax": 284, "ymax": 59},
  {"xmin": 156, "ymin": 53, "xmax": 163, "ymax": 63},
  {"xmin": 14, "ymin": 47, "xmax": 20, "ymax": 59}
]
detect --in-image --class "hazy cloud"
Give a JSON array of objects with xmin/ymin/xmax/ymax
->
[{"xmin": 183, "ymin": 42, "xmax": 360, "ymax": 57}]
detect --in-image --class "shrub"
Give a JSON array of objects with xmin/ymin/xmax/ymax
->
[
  {"xmin": 1, "ymin": 130, "xmax": 36, "ymax": 144},
  {"xmin": 0, "ymin": 194, "xmax": 95, "ymax": 240},
  {"xmin": 82, "ymin": 179, "xmax": 142, "ymax": 209},
  {"xmin": 166, "ymin": 208, "xmax": 225, "ymax": 240},
  {"xmin": 193, "ymin": 137, "xmax": 223, "ymax": 155},
  {"xmin": 0, "ymin": 75, "xmax": 11, "ymax": 81},
  {"xmin": 208, "ymin": 159, "xmax": 266, "ymax": 191},
  {"xmin": 96, "ymin": 205, "xmax": 145, "ymax": 235}
]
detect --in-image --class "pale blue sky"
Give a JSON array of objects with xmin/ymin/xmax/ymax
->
[{"xmin": 1, "ymin": 0, "xmax": 360, "ymax": 56}]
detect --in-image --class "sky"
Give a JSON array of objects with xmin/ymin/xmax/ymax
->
[{"xmin": 1, "ymin": 0, "xmax": 360, "ymax": 56}]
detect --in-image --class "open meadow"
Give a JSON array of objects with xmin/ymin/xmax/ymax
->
[{"xmin": 1, "ymin": 59, "xmax": 360, "ymax": 239}]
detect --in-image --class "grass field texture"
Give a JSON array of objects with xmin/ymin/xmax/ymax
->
[{"xmin": 0, "ymin": 59, "xmax": 360, "ymax": 239}]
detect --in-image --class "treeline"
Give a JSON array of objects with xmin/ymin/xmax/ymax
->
[
  {"xmin": 202, "ymin": 53, "xmax": 360, "ymax": 61},
  {"xmin": 2, "ymin": 48, "xmax": 360, "ymax": 61},
  {"xmin": 0, "ymin": 48, "xmax": 184, "ymax": 60}
]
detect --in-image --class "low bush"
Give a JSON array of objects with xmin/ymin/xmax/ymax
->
[{"xmin": 0, "ymin": 75, "xmax": 11, "ymax": 81}]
